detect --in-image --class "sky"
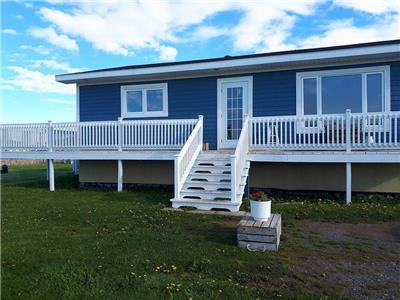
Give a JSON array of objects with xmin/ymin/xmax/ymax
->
[{"xmin": 1, "ymin": 0, "xmax": 399, "ymax": 124}]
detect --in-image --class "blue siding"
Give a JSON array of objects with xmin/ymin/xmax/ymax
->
[
  {"xmin": 80, "ymin": 61, "xmax": 400, "ymax": 149},
  {"xmin": 391, "ymin": 61, "xmax": 400, "ymax": 111}
]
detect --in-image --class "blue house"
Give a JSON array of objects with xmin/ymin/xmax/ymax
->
[{"xmin": 2, "ymin": 40, "xmax": 400, "ymax": 211}]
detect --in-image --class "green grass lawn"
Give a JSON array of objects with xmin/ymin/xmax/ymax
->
[{"xmin": 1, "ymin": 164, "xmax": 399, "ymax": 299}]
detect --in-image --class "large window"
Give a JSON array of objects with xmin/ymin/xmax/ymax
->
[
  {"xmin": 297, "ymin": 66, "xmax": 390, "ymax": 116},
  {"xmin": 121, "ymin": 83, "xmax": 168, "ymax": 118}
]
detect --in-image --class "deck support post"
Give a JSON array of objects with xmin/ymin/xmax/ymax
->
[
  {"xmin": 117, "ymin": 159, "xmax": 123, "ymax": 192},
  {"xmin": 346, "ymin": 162, "xmax": 351, "ymax": 204},
  {"xmin": 49, "ymin": 159, "xmax": 55, "ymax": 191},
  {"xmin": 46, "ymin": 159, "xmax": 50, "ymax": 180},
  {"xmin": 72, "ymin": 160, "xmax": 79, "ymax": 174},
  {"xmin": 117, "ymin": 117, "xmax": 123, "ymax": 192}
]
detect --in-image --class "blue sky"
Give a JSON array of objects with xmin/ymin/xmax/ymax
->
[{"xmin": 1, "ymin": 0, "xmax": 399, "ymax": 123}]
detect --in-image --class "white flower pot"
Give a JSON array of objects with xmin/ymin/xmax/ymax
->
[{"xmin": 250, "ymin": 200, "xmax": 271, "ymax": 221}]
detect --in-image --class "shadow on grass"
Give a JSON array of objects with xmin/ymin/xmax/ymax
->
[{"xmin": 1, "ymin": 164, "xmax": 79, "ymax": 190}]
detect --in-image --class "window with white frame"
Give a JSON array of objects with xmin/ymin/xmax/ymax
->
[
  {"xmin": 121, "ymin": 83, "xmax": 168, "ymax": 118},
  {"xmin": 297, "ymin": 66, "xmax": 390, "ymax": 116}
]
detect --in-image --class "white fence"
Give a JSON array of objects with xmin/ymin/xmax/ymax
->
[
  {"xmin": 1, "ymin": 118, "xmax": 198, "ymax": 151},
  {"xmin": 174, "ymin": 116, "xmax": 203, "ymax": 199},
  {"xmin": 1, "ymin": 111, "xmax": 399, "ymax": 153},
  {"xmin": 0, "ymin": 123, "xmax": 49, "ymax": 150},
  {"xmin": 250, "ymin": 110, "xmax": 400, "ymax": 151}
]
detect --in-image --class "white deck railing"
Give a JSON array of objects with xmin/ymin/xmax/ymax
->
[
  {"xmin": 1, "ymin": 118, "xmax": 198, "ymax": 151},
  {"xmin": 1, "ymin": 112, "xmax": 399, "ymax": 153},
  {"xmin": 174, "ymin": 115, "xmax": 203, "ymax": 199},
  {"xmin": 231, "ymin": 115, "xmax": 250, "ymax": 204},
  {"xmin": 250, "ymin": 110, "xmax": 400, "ymax": 151},
  {"xmin": 0, "ymin": 123, "xmax": 49, "ymax": 150}
]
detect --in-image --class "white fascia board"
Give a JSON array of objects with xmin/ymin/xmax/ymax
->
[
  {"xmin": 0, "ymin": 151, "xmax": 178, "ymax": 160},
  {"xmin": 56, "ymin": 44, "xmax": 400, "ymax": 83},
  {"xmin": 249, "ymin": 152, "xmax": 400, "ymax": 163}
]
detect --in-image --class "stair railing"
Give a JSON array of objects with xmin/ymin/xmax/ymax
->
[
  {"xmin": 174, "ymin": 115, "xmax": 203, "ymax": 199},
  {"xmin": 231, "ymin": 115, "xmax": 250, "ymax": 204}
]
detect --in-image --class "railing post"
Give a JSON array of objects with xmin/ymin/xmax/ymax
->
[
  {"xmin": 230, "ymin": 154, "xmax": 236, "ymax": 204},
  {"xmin": 198, "ymin": 115, "xmax": 204, "ymax": 146},
  {"xmin": 118, "ymin": 117, "xmax": 123, "ymax": 152},
  {"xmin": 174, "ymin": 154, "xmax": 180, "ymax": 199},
  {"xmin": 248, "ymin": 115, "xmax": 252, "ymax": 147},
  {"xmin": 345, "ymin": 109, "xmax": 351, "ymax": 153},
  {"xmin": 48, "ymin": 120, "xmax": 53, "ymax": 152}
]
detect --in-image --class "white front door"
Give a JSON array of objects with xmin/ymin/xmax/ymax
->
[{"xmin": 218, "ymin": 76, "xmax": 252, "ymax": 148}]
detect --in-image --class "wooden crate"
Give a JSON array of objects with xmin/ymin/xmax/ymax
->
[{"xmin": 237, "ymin": 214, "xmax": 281, "ymax": 252}]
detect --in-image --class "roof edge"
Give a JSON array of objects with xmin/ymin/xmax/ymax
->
[{"xmin": 56, "ymin": 40, "xmax": 400, "ymax": 83}]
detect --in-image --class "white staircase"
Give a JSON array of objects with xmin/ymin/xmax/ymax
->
[{"xmin": 171, "ymin": 151, "xmax": 250, "ymax": 212}]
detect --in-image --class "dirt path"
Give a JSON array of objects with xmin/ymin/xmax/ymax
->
[{"xmin": 287, "ymin": 221, "xmax": 400, "ymax": 300}]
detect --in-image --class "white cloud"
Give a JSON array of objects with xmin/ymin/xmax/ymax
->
[
  {"xmin": 25, "ymin": 0, "xmax": 399, "ymax": 61},
  {"xmin": 229, "ymin": 3, "xmax": 313, "ymax": 52},
  {"xmin": 2, "ymin": 28, "xmax": 17, "ymax": 35},
  {"xmin": 158, "ymin": 46, "xmax": 177, "ymax": 61},
  {"xmin": 29, "ymin": 27, "xmax": 78, "ymax": 51},
  {"xmin": 0, "ymin": 84, "xmax": 14, "ymax": 91},
  {"xmin": 190, "ymin": 26, "xmax": 229, "ymax": 40},
  {"xmin": 5, "ymin": 66, "xmax": 75, "ymax": 94},
  {"xmin": 41, "ymin": 98, "xmax": 75, "ymax": 105},
  {"xmin": 333, "ymin": 0, "xmax": 400, "ymax": 14},
  {"xmin": 15, "ymin": 15, "xmax": 24, "ymax": 20},
  {"xmin": 31, "ymin": 1, "xmax": 306, "ymax": 61},
  {"xmin": 36, "ymin": 1, "xmax": 325, "ymax": 59},
  {"xmin": 298, "ymin": 16, "xmax": 400, "ymax": 49},
  {"xmin": 19, "ymin": 45, "xmax": 51, "ymax": 55},
  {"xmin": 30, "ymin": 59, "xmax": 83, "ymax": 73}
]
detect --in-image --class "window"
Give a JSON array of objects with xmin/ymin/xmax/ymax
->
[
  {"xmin": 297, "ymin": 66, "xmax": 390, "ymax": 116},
  {"xmin": 303, "ymin": 78, "xmax": 317, "ymax": 115},
  {"xmin": 121, "ymin": 83, "xmax": 168, "ymax": 118}
]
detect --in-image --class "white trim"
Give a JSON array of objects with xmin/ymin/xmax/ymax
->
[
  {"xmin": 249, "ymin": 152, "xmax": 400, "ymax": 163},
  {"xmin": 73, "ymin": 58, "xmax": 399, "ymax": 87},
  {"xmin": 0, "ymin": 150, "xmax": 178, "ymax": 160},
  {"xmin": 2, "ymin": 150, "xmax": 399, "ymax": 163},
  {"xmin": 76, "ymin": 84, "xmax": 80, "ymax": 122},
  {"xmin": 217, "ymin": 76, "xmax": 253, "ymax": 149},
  {"xmin": 56, "ymin": 43, "xmax": 399, "ymax": 83},
  {"xmin": 296, "ymin": 65, "xmax": 391, "ymax": 116},
  {"xmin": 74, "ymin": 84, "xmax": 80, "ymax": 175},
  {"xmin": 121, "ymin": 83, "xmax": 168, "ymax": 118}
]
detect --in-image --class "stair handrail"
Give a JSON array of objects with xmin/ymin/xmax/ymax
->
[
  {"xmin": 174, "ymin": 115, "xmax": 203, "ymax": 199},
  {"xmin": 231, "ymin": 115, "xmax": 250, "ymax": 204}
]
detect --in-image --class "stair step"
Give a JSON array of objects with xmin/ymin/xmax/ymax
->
[
  {"xmin": 198, "ymin": 153, "xmax": 232, "ymax": 159},
  {"xmin": 195, "ymin": 161, "xmax": 231, "ymax": 167},
  {"xmin": 190, "ymin": 166, "xmax": 231, "ymax": 175},
  {"xmin": 187, "ymin": 173, "xmax": 231, "ymax": 181},
  {"xmin": 181, "ymin": 190, "xmax": 232, "ymax": 200},
  {"xmin": 176, "ymin": 150, "xmax": 250, "ymax": 209},
  {"xmin": 197, "ymin": 155, "xmax": 231, "ymax": 161},
  {"xmin": 171, "ymin": 198, "xmax": 241, "ymax": 212},
  {"xmin": 183, "ymin": 181, "xmax": 231, "ymax": 190}
]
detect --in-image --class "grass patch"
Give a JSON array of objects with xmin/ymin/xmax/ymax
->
[
  {"xmin": 1, "ymin": 163, "xmax": 398, "ymax": 299},
  {"xmin": 241, "ymin": 196, "xmax": 400, "ymax": 223}
]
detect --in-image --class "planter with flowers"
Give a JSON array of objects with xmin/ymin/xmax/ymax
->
[{"xmin": 249, "ymin": 191, "xmax": 271, "ymax": 221}]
